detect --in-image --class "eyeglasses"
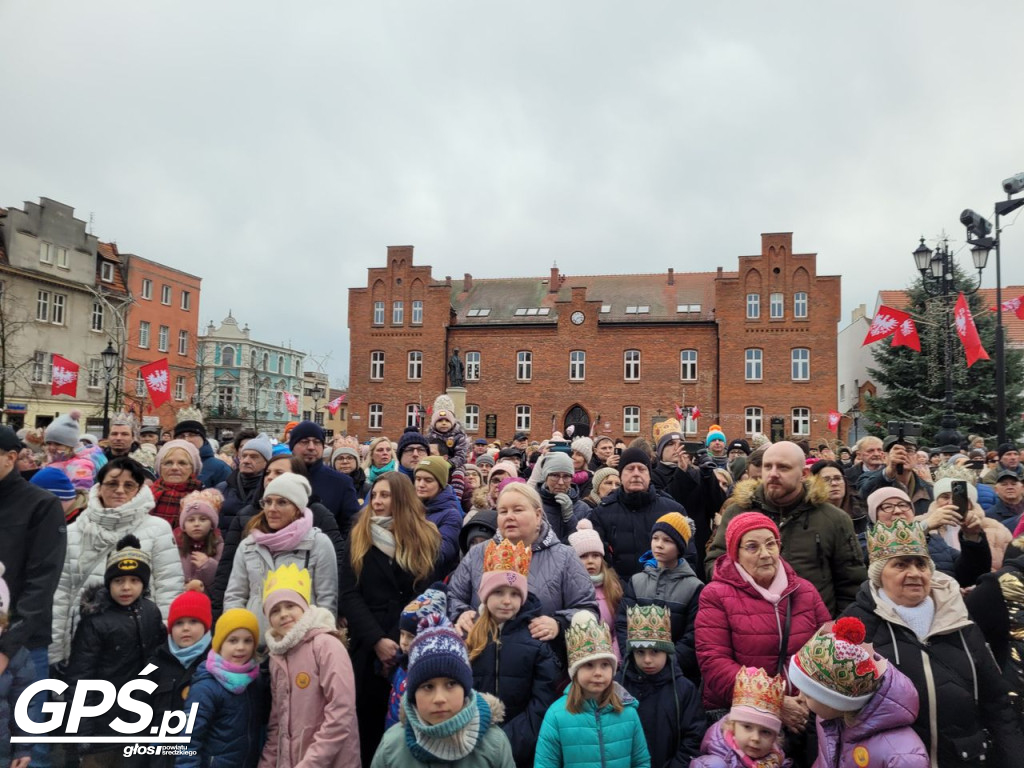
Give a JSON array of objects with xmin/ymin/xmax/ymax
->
[
  {"xmin": 101, "ymin": 480, "xmax": 140, "ymax": 493},
  {"xmin": 740, "ymin": 540, "xmax": 780, "ymax": 555},
  {"xmin": 877, "ymin": 500, "xmax": 913, "ymax": 515},
  {"xmin": 820, "ymin": 475, "xmax": 845, "ymax": 485}
]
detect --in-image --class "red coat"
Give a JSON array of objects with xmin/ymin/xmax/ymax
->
[{"xmin": 695, "ymin": 555, "xmax": 830, "ymax": 710}]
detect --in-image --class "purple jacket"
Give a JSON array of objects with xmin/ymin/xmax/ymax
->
[
  {"xmin": 689, "ymin": 719, "xmax": 791, "ymax": 768},
  {"xmin": 814, "ymin": 664, "xmax": 928, "ymax": 768}
]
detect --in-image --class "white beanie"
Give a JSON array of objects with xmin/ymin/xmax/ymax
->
[
  {"xmin": 572, "ymin": 437, "xmax": 594, "ymax": 464},
  {"xmin": 263, "ymin": 473, "xmax": 311, "ymax": 510},
  {"xmin": 44, "ymin": 409, "xmax": 82, "ymax": 448}
]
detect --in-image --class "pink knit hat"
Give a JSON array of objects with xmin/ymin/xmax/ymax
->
[
  {"xmin": 725, "ymin": 512, "xmax": 780, "ymax": 562},
  {"xmin": 568, "ymin": 519, "xmax": 604, "ymax": 558},
  {"xmin": 155, "ymin": 439, "xmax": 202, "ymax": 476},
  {"xmin": 489, "ymin": 460, "xmax": 520, "ymax": 482},
  {"xmin": 179, "ymin": 488, "xmax": 224, "ymax": 529}
]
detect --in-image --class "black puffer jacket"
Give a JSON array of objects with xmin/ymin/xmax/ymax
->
[
  {"xmin": 620, "ymin": 655, "xmax": 705, "ymax": 768},
  {"xmin": 589, "ymin": 486, "xmax": 686, "ymax": 581},
  {"xmin": 470, "ymin": 593, "xmax": 563, "ymax": 766},
  {"xmin": 841, "ymin": 575, "xmax": 1024, "ymax": 768},
  {"xmin": 537, "ymin": 484, "xmax": 590, "ymax": 543},
  {"xmin": 657, "ymin": 463, "xmax": 726, "ymax": 577},
  {"xmin": 63, "ymin": 587, "xmax": 165, "ymax": 743},
  {"xmin": 214, "ymin": 470, "xmax": 265, "ymax": 535}
]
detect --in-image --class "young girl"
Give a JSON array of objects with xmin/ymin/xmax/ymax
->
[
  {"xmin": 387, "ymin": 585, "xmax": 450, "ymax": 730},
  {"xmin": 176, "ymin": 489, "xmax": 225, "ymax": 593},
  {"xmin": 619, "ymin": 604, "xmax": 705, "ymax": 767},
  {"xmin": 788, "ymin": 618, "xmax": 928, "ymax": 768},
  {"xmin": 180, "ymin": 608, "xmax": 268, "ymax": 768},
  {"xmin": 467, "ymin": 539, "xmax": 561, "ymax": 767},
  {"xmin": 261, "ymin": 564, "xmax": 360, "ymax": 767},
  {"xmin": 535, "ymin": 612, "xmax": 650, "ymax": 768},
  {"xmin": 372, "ymin": 622, "xmax": 514, "ymax": 768},
  {"xmin": 569, "ymin": 519, "xmax": 622, "ymax": 660},
  {"xmin": 617, "ymin": 513, "xmax": 703, "ymax": 682},
  {"xmin": 428, "ymin": 394, "xmax": 469, "ymax": 470},
  {"xmin": 1, "ymin": 562, "xmax": 34, "ymax": 768},
  {"xmin": 693, "ymin": 667, "xmax": 790, "ymax": 768}
]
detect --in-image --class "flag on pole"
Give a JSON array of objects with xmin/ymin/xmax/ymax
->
[
  {"xmin": 954, "ymin": 292, "xmax": 990, "ymax": 367},
  {"xmin": 992, "ymin": 295, "xmax": 1024, "ymax": 321},
  {"xmin": 862, "ymin": 306, "xmax": 912, "ymax": 345},
  {"xmin": 674, "ymin": 404, "xmax": 683, "ymax": 420},
  {"xmin": 51, "ymin": 355, "xmax": 79, "ymax": 397},
  {"xmin": 690, "ymin": 406, "xmax": 701, "ymax": 420},
  {"xmin": 827, "ymin": 410, "xmax": 842, "ymax": 432},
  {"xmin": 891, "ymin": 316, "xmax": 922, "ymax": 353},
  {"xmin": 140, "ymin": 358, "xmax": 171, "ymax": 407},
  {"xmin": 283, "ymin": 391, "xmax": 299, "ymax": 415},
  {"xmin": 326, "ymin": 394, "xmax": 346, "ymax": 415}
]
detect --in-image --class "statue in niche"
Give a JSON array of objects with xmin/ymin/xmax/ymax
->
[{"xmin": 447, "ymin": 348, "xmax": 465, "ymax": 388}]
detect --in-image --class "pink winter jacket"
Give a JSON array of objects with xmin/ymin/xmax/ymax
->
[
  {"xmin": 260, "ymin": 606, "xmax": 360, "ymax": 768},
  {"xmin": 695, "ymin": 555, "xmax": 830, "ymax": 710}
]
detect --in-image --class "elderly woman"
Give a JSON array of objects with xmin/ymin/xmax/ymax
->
[
  {"xmin": 363, "ymin": 435, "xmax": 396, "ymax": 483},
  {"xmin": 584, "ymin": 466, "xmax": 620, "ymax": 509},
  {"xmin": 223, "ymin": 471, "xmax": 337, "ymax": 636},
  {"xmin": 332, "ymin": 444, "xmax": 370, "ymax": 505},
  {"xmin": 149, "ymin": 439, "xmax": 202, "ymax": 526},
  {"xmin": 695, "ymin": 512, "xmax": 830, "ymax": 731},
  {"xmin": 841, "ymin": 519, "xmax": 1024, "ymax": 767},
  {"xmin": 447, "ymin": 483, "xmax": 597, "ymax": 651},
  {"xmin": 49, "ymin": 457, "xmax": 184, "ymax": 664}
]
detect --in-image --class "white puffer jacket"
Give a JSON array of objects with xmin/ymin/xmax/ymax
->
[{"xmin": 49, "ymin": 484, "xmax": 184, "ymax": 664}]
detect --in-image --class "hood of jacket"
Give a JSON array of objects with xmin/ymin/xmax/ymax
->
[
  {"xmin": 728, "ymin": 477, "xmax": 831, "ymax": 516},
  {"xmin": 265, "ymin": 604, "xmax": 337, "ymax": 655},
  {"xmin": 840, "ymin": 664, "xmax": 919, "ymax": 741},
  {"xmin": 711, "ymin": 552, "xmax": 802, "ymax": 596},
  {"xmin": 424, "ymin": 483, "xmax": 460, "ymax": 512},
  {"xmin": 855, "ymin": 571, "xmax": 973, "ymax": 639}
]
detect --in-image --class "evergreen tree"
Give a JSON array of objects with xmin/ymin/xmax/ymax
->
[{"xmin": 865, "ymin": 264, "xmax": 1024, "ymax": 446}]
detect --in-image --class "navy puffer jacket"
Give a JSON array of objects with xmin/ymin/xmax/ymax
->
[
  {"xmin": 589, "ymin": 487, "xmax": 686, "ymax": 581},
  {"xmin": 177, "ymin": 664, "xmax": 269, "ymax": 768},
  {"xmin": 620, "ymin": 655, "xmax": 705, "ymax": 768},
  {"xmin": 470, "ymin": 593, "xmax": 563, "ymax": 766},
  {"xmin": 422, "ymin": 484, "xmax": 465, "ymax": 578}
]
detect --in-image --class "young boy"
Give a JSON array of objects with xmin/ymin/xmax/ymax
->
[
  {"xmin": 64, "ymin": 535, "xmax": 165, "ymax": 765},
  {"xmin": 1, "ymin": 562, "xmax": 35, "ymax": 768},
  {"xmin": 387, "ymin": 585, "xmax": 449, "ymax": 729},
  {"xmin": 616, "ymin": 513, "xmax": 703, "ymax": 682},
  {"xmin": 619, "ymin": 604, "xmax": 705, "ymax": 766}
]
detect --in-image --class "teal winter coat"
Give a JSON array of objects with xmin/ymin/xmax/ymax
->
[{"xmin": 534, "ymin": 683, "xmax": 651, "ymax": 768}]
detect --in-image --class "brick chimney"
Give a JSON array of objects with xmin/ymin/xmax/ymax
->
[
  {"xmin": 549, "ymin": 266, "xmax": 560, "ymax": 293},
  {"xmin": 464, "ymin": 273, "xmax": 473, "ymax": 292},
  {"xmin": 667, "ymin": 268, "xmax": 675, "ymax": 285}
]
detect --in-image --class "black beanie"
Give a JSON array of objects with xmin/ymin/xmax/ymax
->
[
  {"xmin": 174, "ymin": 420, "xmax": 206, "ymax": 440},
  {"xmin": 104, "ymin": 534, "xmax": 151, "ymax": 590},
  {"xmin": 398, "ymin": 428, "xmax": 430, "ymax": 458},
  {"xmin": 618, "ymin": 447, "xmax": 651, "ymax": 473},
  {"xmin": 288, "ymin": 421, "xmax": 325, "ymax": 449},
  {"xmin": 997, "ymin": 442, "xmax": 1019, "ymax": 460}
]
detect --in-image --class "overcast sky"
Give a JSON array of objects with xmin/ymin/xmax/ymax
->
[{"xmin": 3, "ymin": 2, "xmax": 1023, "ymax": 386}]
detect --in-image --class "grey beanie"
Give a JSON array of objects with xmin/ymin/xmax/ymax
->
[
  {"xmin": 44, "ymin": 410, "xmax": 82, "ymax": 448},
  {"xmin": 241, "ymin": 433, "xmax": 273, "ymax": 462},
  {"xmin": 540, "ymin": 451, "xmax": 575, "ymax": 479},
  {"xmin": 331, "ymin": 446, "xmax": 360, "ymax": 462}
]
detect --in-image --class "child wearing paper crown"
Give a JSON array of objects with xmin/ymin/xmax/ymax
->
[
  {"xmin": 465, "ymin": 539, "xmax": 561, "ymax": 767},
  {"xmin": 619, "ymin": 604, "xmax": 705, "ymax": 768},
  {"xmin": 569, "ymin": 519, "xmax": 623, "ymax": 661},
  {"xmin": 178, "ymin": 607, "xmax": 268, "ymax": 768},
  {"xmin": 175, "ymin": 488, "xmax": 225, "ymax": 593},
  {"xmin": 387, "ymin": 584, "xmax": 450, "ymax": 730},
  {"xmin": 371, "ymin": 621, "xmax": 515, "ymax": 768},
  {"xmin": 0, "ymin": 562, "xmax": 35, "ymax": 768},
  {"xmin": 617, "ymin": 512, "xmax": 703, "ymax": 683},
  {"xmin": 260, "ymin": 564, "xmax": 360, "ymax": 768},
  {"xmin": 692, "ymin": 667, "xmax": 791, "ymax": 768},
  {"xmin": 535, "ymin": 612, "xmax": 651, "ymax": 768},
  {"xmin": 63, "ymin": 535, "xmax": 165, "ymax": 764},
  {"xmin": 788, "ymin": 617, "xmax": 928, "ymax": 768}
]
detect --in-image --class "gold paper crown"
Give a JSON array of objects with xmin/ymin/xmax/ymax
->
[
  {"xmin": 626, "ymin": 604, "xmax": 673, "ymax": 653},
  {"xmin": 867, "ymin": 519, "xmax": 929, "ymax": 564},
  {"xmin": 482, "ymin": 539, "xmax": 532, "ymax": 577},
  {"xmin": 732, "ymin": 667, "xmax": 785, "ymax": 717},
  {"xmin": 262, "ymin": 563, "xmax": 312, "ymax": 605},
  {"xmin": 175, "ymin": 406, "xmax": 204, "ymax": 426},
  {"xmin": 652, "ymin": 418, "xmax": 682, "ymax": 445},
  {"xmin": 566, "ymin": 612, "xmax": 615, "ymax": 673}
]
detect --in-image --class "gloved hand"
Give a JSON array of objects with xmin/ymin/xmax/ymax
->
[
  {"xmin": 555, "ymin": 493, "xmax": 575, "ymax": 521},
  {"xmin": 697, "ymin": 452, "xmax": 717, "ymax": 477}
]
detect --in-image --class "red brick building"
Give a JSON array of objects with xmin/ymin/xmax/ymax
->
[{"xmin": 347, "ymin": 233, "xmax": 840, "ymax": 444}]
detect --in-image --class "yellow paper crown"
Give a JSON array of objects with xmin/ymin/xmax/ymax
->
[
  {"xmin": 652, "ymin": 418, "xmax": 682, "ymax": 445},
  {"xmin": 732, "ymin": 667, "xmax": 785, "ymax": 717},
  {"xmin": 262, "ymin": 563, "xmax": 312, "ymax": 605},
  {"xmin": 482, "ymin": 539, "xmax": 532, "ymax": 577}
]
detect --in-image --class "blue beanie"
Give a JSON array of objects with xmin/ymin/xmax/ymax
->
[
  {"xmin": 405, "ymin": 623, "xmax": 473, "ymax": 701},
  {"xmin": 288, "ymin": 421, "xmax": 325, "ymax": 449},
  {"xmin": 706, "ymin": 427, "xmax": 726, "ymax": 447},
  {"xmin": 271, "ymin": 443, "xmax": 292, "ymax": 457},
  {"xmin": 30, "ymin": 466, "xmax": 77, "ymax": 500}
]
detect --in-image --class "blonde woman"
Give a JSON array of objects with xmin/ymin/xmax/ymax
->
[
  {"xmin": 339, "ymin": 471, "xmax": 441, "ymax": 765},
  {"xmin": 363, "ymin": 436, "xmax": 397, "ymax": 483}
]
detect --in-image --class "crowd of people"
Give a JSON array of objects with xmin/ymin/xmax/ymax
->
[{"xmin": 1, "ymin": 400, "xmax": 1024, "ymax": 768}]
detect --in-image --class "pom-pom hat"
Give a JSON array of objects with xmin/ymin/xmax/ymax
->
[
  {"xmin": 566, "ymin": 611, "xmax": 617, "ymax": 678},
  {"xmin": 400, "ymin": 584, "xmax": 450, "ymax": 634},
  {"xmin": 706, "ymin": 424, "xmax": 726, "ymax": 447},
  {"xmin": 405, "ymin": 624, "xmax": 473, "ymax": 701},
  {"xmin": 478, "ymin": 539, "xmax": 532, "ymax": 603},
  {"xmin": 568, "ymin": 518, "xmax": 604, "ymax": 558},
  {"xmin": 788, "ymin": 618, "xmax": 886, "ymax": 712},
  {"xmin": 169, "ymin": 590, "xmax": 212, "ymax": 632},
  {"xmin": 104, "ymin": 534, "xmax": 151, "ymax": 590},
  {"xmin": 262, "ymin": 563, "xmax": 312, "ymax": 617},
  {"xmin": 651, "ymin": 512, "xmax": 692, "ymax": 555},
  {"xmin": 44, "ymin": 410, "xmax": 82, "ymax": 448},
  {"xmin": 179, "ymin": 488, "xmax": 224, "ymax": 529},
  {"xmin": 213, "ymin": 608, "xmax": 259, "ymax": 653},
  {"xmin": 729, "ymin": 667, "xmax": 785, "ymax": 733},
  {"xmin": 626, "ymin": 604, "xmax": 674, "ymax": 654}
]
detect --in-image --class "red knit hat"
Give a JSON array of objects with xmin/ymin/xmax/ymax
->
[
  {"xmin": 168, "ymin": 589, "xmax": 212, "ymax": 633},
  {"xmin": 725, "ymin": 512, "xmax": 780, "ymax": 562}
]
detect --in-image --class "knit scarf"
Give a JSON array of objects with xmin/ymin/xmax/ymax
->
[
  {"xmin": 151, "ymin": 476, "xmax": 202, "ymax": 527},
  {"xmin": 403, "ymin": 690, "xmax": 490, "ymax": 763},
  {"xmin": 248, "ymin": 508, "xmax": 313, "ymax": 554},
  {"xmin": 735, "ymin": 560, "xmax": 789, "ymax": 605},
  {"xmin": 590, "ymin": 571, "xmax": 605, "ymax": 586},
  {"xmin": 572, "ymin": 470, "xmax": 590, "ymax": 487},
  {"xmin": 371, "ymin": 516, "xmax": 396, "ymax": 558},
  {"xmin": 232, "ymin": 470, "xmax": 264, "ymax": 503},
  {"xmin": 878, "ymin": 588, "xmax": 935, "ymax": 640},
  {"xmin": 723, "ymin": 728, "xmax": 784, "ymax": 768},
  {"xmin": 205, "ymin": 650, "xmax": 259, "ymax": 694},
  {"xmin": 368, "ymin": 458, "xmax": 398, "ymax": 483},
  {"xmin": 169, "ymin": 633, "xmax": 211, "ymax": 668}
]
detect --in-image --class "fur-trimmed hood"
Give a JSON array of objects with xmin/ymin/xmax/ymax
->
[
  {"xmin": 399, "ymin": 690, "xmax": 506, "ymax": 726},
  {"xmin": 264, "ymin": 604, "xmax": 337, "ymax": 655},
  {"xmin": 725, "ymin": 476, "xmax": 831, "ymax": 514}
]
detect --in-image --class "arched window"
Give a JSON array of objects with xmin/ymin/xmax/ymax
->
[{"xmin": 221, "ymin": 346, "xmax": 235, "ymax": 367}]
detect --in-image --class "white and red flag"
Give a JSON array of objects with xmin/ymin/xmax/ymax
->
[
  {"xmin": 690, "ymin": 405, "xmax": 701, "ymax": 420},
  {"xmin": 827, "ymin": 410, "xmax": 842, "ymax": 432},
  {"xmin": 891, "ymin": 316, "xmax": 922, "ymax": 353},
  {"xmin": 283, "ymin": 391, "xmax": 299, "ymax": 415},
  {"xmin": 51, "ymin": 355, "xmax": 79, "ymax": 397},
  {"xmin": 863, "ymin": 306, "xmax": 912, "ymax": 345},
  {"xmin": 326, "ymin": 394, "xmax": 346, "ymax": 415},
  {"xmin": 141, "ymin": 358, "xmax": 171, "ymax": 407},
  {"xmin": 991, "ymin": 295, "xmax": 1024, "ymax": 321},
  {"xmin": 954, "ymin": 293, "xmax": 990, "ymax": 367}
]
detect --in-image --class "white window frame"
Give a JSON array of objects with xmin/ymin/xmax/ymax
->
[
  {"xmin": 680, "ymin": 349, "xmax": 697, "ymax": 381},
  {"xmin": 624, "ymin": 349, "xmax": 641, "ymax": 381},
  {"xmin": 746, "ymin": 293, "xmax": 760, "ymax": 319},
  {"xmin": 136, "ymin": 373, "xmax": 147, "ymax": 396},
  {"xmin": 465, "ymin": 352, "xmax": 480, "ymax": 381},
  {"xmin": 87, "ymin": 359, "xmax": 101, "ymax": 389},
  {"xmin": 407, "ymin": 350, "xmax": 423, "ymax": 380},
  {"xmin": 174, "ymin": 376, "xmax": 186, "ymax": 401},
  {"xmin": 392, "ymin": 301, "xmax": 404, "ymax": 324},
  {"xmin": 31, "ymin": 352, "xmax": 45, "ymax": 383},
  {"xmin": 745, "ymin": 348, "xmax": 763, "ymax": 381},
  {"xmin": 515, "ymin": 405, "xmax": 531, "ymax": 432},
  {"xmin": 406, "ymin": 403, "xmax": 420, "ymax": 428},
  {"xmin": 51, "ymin": 294, "xmax": 65, "ymax": 325},
  {"xmin": 791, "ymin": 348, "xmax": 810, "ymax": 381},
  {"xmin": 770, "ymin": 292, "xmax": 784, "ymax": 319},
  {"xmin": 36, "ymin": 290, "xmax": 50, "ymax": 321},
  {"xmin": 369, "ymin": 404, "xmax": 383, "ymax": 430},
  {"xmin": 178, "ymin": 330, "xmax": 189, "ymax": 355},
  {"xmin": 56, "ymin": 247, "xmax": 69, "ymax": 269},
  {"xmin": 91, "ymin": 302, "xmax": 104, "ymax": 332},
  {"xmin": 745, "ymin": 407, "xmax": 763, "ymax": 436},
  {"xmin": 158, "ymin": 325, "xmax": 169, "ymax": 353},
  {"xmin": 682, "ymin": 413, "xmax": 698, "ymax": 435},
  {"xmin": 139, "ymin": 321, "xmax": 151, "ymax": 349},
  {"xmin": 623, "ymin": 406, "xmax": 640, "ymax": 434},
  {"xmin": 569, "ymin": 350, "xmax": 585, "ymax": 381},
  {"xmin": 181, "ymin": 291, "xmax": 191, "ymax": 310},
  {"xmin": 100, "ymin": 262, "xmax": 114, "ymax": 282},
  {"xmin": 516, "ymin": 351, "xmax": 532, "ymax": 382},
  {"xmin": 39, "ymin": 242, "xmax": 53, "ymax": 264},
  {"xmin": 465, "ymin": 404, "xmax": 479, "ymax": 432},
  {"xmin": 370, "ymin": 351, "xmax": 385, "ymax": 380},
  {"xmin": 412, "ymin": 300, "xmax": 423, "ymax": 324},
  {"xmin": 161, "ymin": 285, "xmax": 171, "ymax": 305},
  {"xmin": 792, "ymin": 407, "xmax": 810, "ymax": 436},
  {"xmin": 141, "ymin": 278, "xmax": 152, "ymax": 300},
  {"xmin": 794, "ymin": 291, "xmax": 808, "ymax": 319}
]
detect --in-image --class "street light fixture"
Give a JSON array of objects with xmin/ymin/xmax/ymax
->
[
  {"xmin": 310, "ymin": 382, "xmax": 325, "ymax": 423},
  {"xmin": 101, "ymin": 342, "xmax": 118, "ymax": 437},
  {"xmin": 848, "ymin": 404, "xmax": 861, "ymax": 445}
]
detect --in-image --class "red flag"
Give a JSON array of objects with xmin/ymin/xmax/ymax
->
[
  {"xmin": 863, "ymin": 306, "xmax": 911, "ymax": 345},
  {"xmin": 994, "ymin": 295, "xmax": 1024, "ymax": 321},
  {"xmin": 326, "ymin": 394, "xmax": 346, "ymax": 415},
  {"xmin": 954, "ymin": 292, "xmax": 990, "ymax": 367},
  {"xmin": 827, "ymin": 410, "xmax": 841, "ymax": 432},
  {"xmin": 891, "ymin": 315, "xmax": 922, "ymax": 353},
  {"xmin": 140, "ymin": 359, "xmax": 171, "ymax": 407},
  {"xmin": 673, "ymin": 404, "xmax": 684, "ymax": 420},
  {"xmin": 51, "ymin": 355, "xmax": 79, "ymax": 397},
  {"xmin": 691, "ymin": 406, "xmax": 701, "ymax": 420},
  {"xmin": 283, "ymin": 391, "xmax": 299, "ymax": 415}
]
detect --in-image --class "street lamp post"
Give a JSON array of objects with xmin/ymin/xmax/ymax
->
[
  {"xmin": 101, "ymin": 342, "xmax": 118, "ymax": 437},
  {"xmin": 848, "ymin": 405, "xmax": 861, "ymax": 446},
  {"xmin": 912, "ymin": 238, "xmax": 987, "ymax": 446},
  {"xmin": 310, "ymin": 382, "xmax": 325, "ymax": 422}
]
